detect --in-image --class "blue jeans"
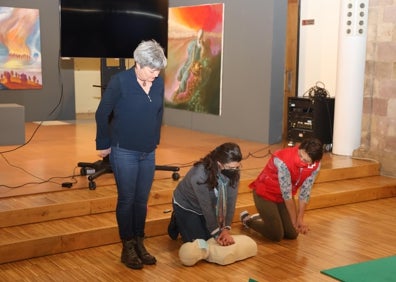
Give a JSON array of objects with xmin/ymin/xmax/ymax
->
[{"xmin": 110, "ymin": 145, "xmax": 156, "ymax": 240}]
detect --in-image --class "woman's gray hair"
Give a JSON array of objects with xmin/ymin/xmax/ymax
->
[{"xmin": 133, "ymin": 40, "xmax": 167, "ymax": 70}]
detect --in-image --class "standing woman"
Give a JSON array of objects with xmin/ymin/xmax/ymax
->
[
  {"xmin": 168, "ymin": 142, "xmax": 243, "ymax": 247},
  {"xmin": 95, "ymin": 40, "xmax": 167, "ymax": 270}
]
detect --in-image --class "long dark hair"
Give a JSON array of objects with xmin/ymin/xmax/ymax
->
[{"xmin": 194, "ymin": 142, "xmax": 242, "ymax": 188}]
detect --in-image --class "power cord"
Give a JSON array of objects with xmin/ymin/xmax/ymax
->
[
  {"xmin": 303, "ymin": 81, "xmax": 330, "ymax": 99},
  {"xmin": 0, "ymin": 44, "xmax": 74, "ymax": 189}
]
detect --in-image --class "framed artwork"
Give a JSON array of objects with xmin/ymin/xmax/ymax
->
[
  {"xmin": 164, "ymin": 3, "xmax": 224, "ymax": 115},
  {"xmin": 0, "ymin": 7, "xmax": 42, "ymax": 90}
]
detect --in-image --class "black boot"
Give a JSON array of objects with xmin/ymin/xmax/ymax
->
[
  {"xmin": 135, "ymin": 236, "xmax": 157, "ymax": 265},
  {"xmin": 121, "ymin": 239, "xmax": 143, "ymax": 269}
]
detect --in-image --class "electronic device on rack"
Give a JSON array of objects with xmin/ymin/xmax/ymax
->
[{"xmin": 287, "ymin": 82, "xmax": 334, "ymax": 151}]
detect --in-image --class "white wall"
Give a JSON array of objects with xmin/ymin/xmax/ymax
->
[
  {"xmin": 298, "ymin": 0, "xmax": 340, "ymax": 97},
  {"xmin": 74, "ymin": 58, "xmax": 136, "ymax": 114},
  {"xmin": 73, "ymin": 58, "xmax": 101, "ymax": 114}
]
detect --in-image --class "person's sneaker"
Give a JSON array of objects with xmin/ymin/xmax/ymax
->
[
  {"xmin": 240, "ymin": 211, "xmax": 261, "ymax": 228},
  {"xmin": 240, "ymin": 210, "xmax": 250, "ymax": 228},
  {"xmin": 250, "ymin": 213, "xmax": 261, "ymax": 221},
  {"xmin": 167, "ymin": 211, "xmax": 179, "ymax": 240}
]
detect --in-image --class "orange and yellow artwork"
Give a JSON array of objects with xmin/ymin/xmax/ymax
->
[
  {"xmin": 0, "ymin": 7, "xmax": 42, "ymax": 90},
  {"xmin": 165, "ymin": 4, "xmax": 224, "ymax": 115}
]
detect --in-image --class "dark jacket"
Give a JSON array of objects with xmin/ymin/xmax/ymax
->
[
  {"xmin": 95, "ymin": 67, "xmax": 164, "ymax": 152},
  {"xmin": 173, "ymin": 164, "xmax": 239, "ymax": 235}
]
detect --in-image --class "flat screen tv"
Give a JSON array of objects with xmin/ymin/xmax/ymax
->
[{"xmin": 60, "ymin": 0, "xmax": 168, "ymax": 58}]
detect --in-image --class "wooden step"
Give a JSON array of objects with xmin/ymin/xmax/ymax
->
[
  {"xmin": 315, "ymin": 158, "xmax": 380, "ymax": 183},
  {"xmin": 1, "ymin": 175, "xmax": 395, "ymax": 264},
  {"xmin": 0, "ymin": 192, "xmax": 286, "ymax": 264},
  {"xmin": 0, "ymin": 186, "xmax": 117, "ymax": 228},
  {"xmin": 0, "ymin": 156, "xmax": 394, "ymax": 264},
  {"xmin": 308, "ymin": 175, "xmax": 396, "ymax": 209},
  {"xmin": 0, "ymin": 158, "xmax": 381, "ymax": 228}
]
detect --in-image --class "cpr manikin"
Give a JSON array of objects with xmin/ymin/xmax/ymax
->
[{"xmin": 178, "ymin": 235, "xmax": 257, "ymax": 266}]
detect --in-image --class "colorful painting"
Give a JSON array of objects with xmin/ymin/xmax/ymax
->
[
  {"xmin": 0, "ymin": 7, "xmax": 42, "ymax": 90},
  {"xmin": 165, "ymin": 4, "xmax": 224, "ymax": 115}
]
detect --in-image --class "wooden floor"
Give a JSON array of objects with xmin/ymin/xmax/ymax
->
[
  {"xmin": 0, "ymin": 118, "xmax": 396, "ymax": 281},
  {"xmin": 0, "ymin": 117, "xmax": 385, "ymax": 198},
  {"xmin": 0, "ymin": 118, "xmax": 282, "ymax": 198},
  {"xmin": 1, "ymin": 198, "xmax": 396, "ymax": 281}
]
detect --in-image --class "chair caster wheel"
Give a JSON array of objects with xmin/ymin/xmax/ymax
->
[
  {"xmin": 89, "ymin": 181, "xmax": 96, "ymax": 190},
  {"xmin": 172, "ymin": 172, "xmax": 180, "ymax": 181}
]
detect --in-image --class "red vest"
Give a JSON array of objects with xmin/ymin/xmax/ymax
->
[{"xmin": 249, "ymin": 146, "xmax": 320, "ymax": 203}]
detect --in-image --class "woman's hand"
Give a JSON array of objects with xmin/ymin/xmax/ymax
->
[
  {"xmin": 294, "ymin": 218, "xmax": 310, "ymax": 235},
  {"xmin": 293, "ymin": 200, "xmax": 310, "ymax": 235},
  {"xmin": 216, "ymin": 229, "xmax": 235, "ymax": 246},
  {"xmin": 97, "ymin": 148, "xmax": 111, "ymax": 158}
]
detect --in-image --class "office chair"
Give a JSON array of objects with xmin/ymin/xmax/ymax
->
[{"xmin": 78, "ymin": 156, "xmax": 180, "ymax": 190}]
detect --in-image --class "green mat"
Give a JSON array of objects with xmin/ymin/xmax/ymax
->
[{"xmin": 321, "ymin": 256, "xmax": 396, "ymax": 282}]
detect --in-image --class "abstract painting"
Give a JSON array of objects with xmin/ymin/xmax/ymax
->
[
  {"xmin": 0, "ymin": 7, "xmax": 42, "ymax": 90},
  {"xmin": 165, "ymin": 4, "xmax": 224, "ymax": 115}
]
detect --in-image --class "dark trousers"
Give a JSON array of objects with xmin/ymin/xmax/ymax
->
[
  {"xmin": 172, "ymin": 203, "xmax": 211, "ymax": 242},
  {"xmin": 249, "ymin": 190, "xmax": 298, "ymax": 241}
]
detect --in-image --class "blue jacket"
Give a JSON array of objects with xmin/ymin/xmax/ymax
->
[{"xmin": 95, "ymin": 67, "xmax": 164, "ymax": 152}]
